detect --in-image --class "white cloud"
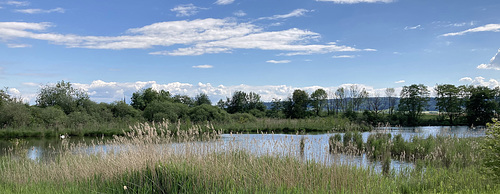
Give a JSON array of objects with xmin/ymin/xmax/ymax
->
[
  {"xmin": 215, "ymin": 0, "xmax": 234, "ymax": 5},
  {"xmin": 316, "ymin": 0, "xmax": 394, "ymax": 4},
  {"xmin": 259, "ymin": 9, "xmax": 311, "ymax": 20},
  {"xmin": 233, "ymin": 10, "xmax": 246, "ymax": 17},
  {"xmin": 171, "ymin": 4, "xmax": 205, "ymax": 17},
  {"xmin": 7, "ymin": 43, "xmax": 31, "ymax": 48},
  {"xmin": 15, "ymin": 7, "xmax": 65, "ymax": 14},
  {"xmin": 404, "ymin": 25, "xmax": 421, "ymax": 30},
  {"xmin": 5, "ymin": 1, "xmax": 29, "ymax": 6},
  {"xmin": 7, "ymin": 88, "xmax": 21, "ymax": 96},
  {"xmin": 477, "ymin": 49, "xmax": 500, "ymax": 70},
  {"xmin": 459, "ymin": 77, "xmax": 473, "ymax": 82},
  {"xmin": 266, "ymin": 60, "xmax": 291, "ymax": 64},
  {"xmin": 332, "ymin": 55, "xmax": 355, "ymax": 58},
  {"xmin": 0, "ymin": 19, "xmax": 367, "ymax": 56},
  {"xmin": 15, "ymin": 80, "xmax": 404, "ymax": 104},
  {"xmin": 192, "ymin": 65, "xmax": 213, "ymax": 69},
  {"xmin": 459, "ymin": 76, "xmax": 499, "ymax": 88},
  {"xmin": 441, "ymin": 24, "xmax": 500, "ymax": 36},
  {"xmin": 395, "ymin": 80, "xmax": 405, "ymax": 84}
]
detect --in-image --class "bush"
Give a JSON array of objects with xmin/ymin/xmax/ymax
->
[
  {"xmin": 483, "ymin": 119, "xmax": 500, "ymax": 181},
  {"xmin": 0, "ymin": 102, "xmax": 31, "ymax": 128},
  {"xmin": 230, "ymin": 113, "xmax": 257, "ymax": 124}
]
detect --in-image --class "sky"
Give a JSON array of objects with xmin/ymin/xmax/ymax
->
[{"xmin": 0, "ymin": 0, "xmax": 499, "ymax": 104}]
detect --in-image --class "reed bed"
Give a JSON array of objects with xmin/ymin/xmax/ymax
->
[{"xmin": 0, "ymin": 121, "xmax": 498, "ymax": 193}]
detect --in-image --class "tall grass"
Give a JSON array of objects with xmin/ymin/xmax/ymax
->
[{"xmin": 0, "ymin": 121, "xmax": 497, "ymax": 193}]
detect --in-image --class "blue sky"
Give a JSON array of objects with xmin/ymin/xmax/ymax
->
[{"xmin": 1, "ymin": 0, "xmax": 499, "ymax": 104}]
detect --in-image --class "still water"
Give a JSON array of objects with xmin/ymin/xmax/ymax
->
[{"xmin": 0, "ymin": 126, "xmax": 485, "ymax": 171}]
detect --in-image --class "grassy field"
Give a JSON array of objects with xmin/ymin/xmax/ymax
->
[{"xmin": 0, "ymin": 121, "xmax": 498, "ymax": 193}]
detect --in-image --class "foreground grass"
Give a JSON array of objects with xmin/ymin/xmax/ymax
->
[{"xmin": 0, "ymin": 121, "xmax": 498, "ymax": 193}]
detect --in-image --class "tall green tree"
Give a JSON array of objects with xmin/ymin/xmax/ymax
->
[
  {"xmin": 398, "ymin": 84, "xmax": 430, "ymax": 126},
  {"xmin": 36, "ymin": 80, "xmax": 89, "ymax": 114},
  {"xmin": 465, "ymin": 86, "xmax": 498, "ymax": 126},
  {"xmin": 291, "ymin": 89, "xmax": 309, "ymax": 119},
  {"xmin": 194, "ymin": 93, "xmax": 212, "ymax": 106},
  {"xmin": 435, "ymin": 84, "xmax": 463, "ymax": 125},
  {"xmin": 226, "ymin": 91, "xmax": 248, "ymax": 114},
  {"xmin": 131, "ymin": 88, "xmax": 172, "ymax": 111},
  {"xmin": 311, "ymin": 88, "xmax": 327, "ymax": 116}
]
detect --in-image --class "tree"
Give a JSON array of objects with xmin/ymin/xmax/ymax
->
[
  {"xmin": 385, "ymin": 88, "xmax": 396, "ymax": 115},
  {"xmin": 173, "ymin": 94, "xmax": 194, "ymax": 106},
  {"xmin": 311, "ymin": 88, "xmax": 328, "ymax": 116},
  {"xmin": 247, "ymin": 92, "xmax": 266, "ymax": 111},
  {"xmin": 368, "ymin": 92, "xmax": 384, "ymax": 116},
  {"xmin": 334, "ymin": 87, "xmax": 347, "ymax": 114},
  {"xmin": 131, "ymin": 88, "xmax": 172, "ymax": 111},
  {"xmin": 36, "ymin": 80, "xmax": 89, "ymax": 114},
  {"xmin": 267, "ymin": 98, "xmax": 284, "ymax": 118},
  {"xmin": 194, "ymin": 93, "xmax": 212, "ymax": 106},
  {"xmin": 465, "ymin": 86, "xmax": 497, "ymax": 126},
  {"xmin": 435, "ymin": 84, "xmax": 463, "ymax": 125},
  {"xmin": 291, "ymin": 89, "xmax": 309, "ymax": 119},
  {"xmin": 483, "ymin": 120, "xmax": 500, "ymax": 181},
  {"xmin": 226, "ymin": 91, "xmax": 248, "ymax": 114},
  {"xmin": 348, "ymin": 85, "xmax": 368, "ymax": 112},
  {"xmin": 398, "ymin": 84, "xmax": 430, "ymax": 126}
]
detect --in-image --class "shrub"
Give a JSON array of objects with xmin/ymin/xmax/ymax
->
[{"xmin": 483, "ymin": 119, "xmax": 500, "ymax": 181}]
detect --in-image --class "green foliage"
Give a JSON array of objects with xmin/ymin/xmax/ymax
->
[
  {"xmin": 194, "ymin": 93, "xmax": 211, "ymax": 106},
  {"xmin": 30, "ymin": 106, "xmax": 67, "ymax": 128},
  {"xmin": 189, "ymin": 104, "xmax": 229, "ymax": 122},
  {"xmin": 310, "ymin": 88, "xmax": 327, "ymax": 116},
  {"xmin": 435, "ymin": 84, "xmax": 463, "ymax": 125},
  {"xmin": 229, "ymin": 113, "xmax": 257, "ymax": 124},
  {"xmin": 398, "ymin": 84, "xmax": 430, "ymax": 126},
  {"xmin": 36, "ymin": 80, "xmax": 89, "ymax": 114},
  {"xmin": 143, "ymin": 101, "xmax": 189, "ymax": 122},
  {"xmin": 483, "ymin": 119, "xmax": 500, "ymax": 182},
  {"xmin": 131, "ymin": 88, "xmax": 172, "ymax": 111},
  {"xmin": 0, "ymin": 101, "xmax": 31, "ymax": 128},
  {"xmin": 110, "ymin": 101, "xmax": 141, "ymax": 120},
  {"xmin": 290, "ymin": 89, "xmax": 309, "ymax": 119},
  {"xmin": 225, "ymin": 91, "xmax": 265, "ymax": 114},
  {"xmin": 466, "ymin": 86, "xmax": 498, "ymax": 126}
]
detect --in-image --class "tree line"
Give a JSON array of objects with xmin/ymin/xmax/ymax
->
[{"xmin": 1, "ymin": 81, "xmax": 499, "ymax": 129}]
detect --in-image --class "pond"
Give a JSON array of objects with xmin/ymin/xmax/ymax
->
[{"xmin": 0, "ymin": 126, "xmax": 485, "ymax": 172}]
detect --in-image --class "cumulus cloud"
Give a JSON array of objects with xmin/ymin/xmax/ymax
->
[
  {"xmin": 441, "ymin": 24, "xmax": 500, "ymax": 37},
  {"xmin": 192, "ymin": 65, "xmax": 213, "ymax": 69},
  {"xmin": 0, "ymin": 19, "xmax": 366, "ymax": 56},
  {"xmin": 459, "ymin": 76, "xmax": 499, "ymax": 88},
  {"xmin": 477, "ymin": 49, "xmax": 500, "ymax": 70},
  {"xmin": 316, "ymin": 0, "xmax": 394, "ymax": 4},
  {"xmin": 266, "ymin": 60, "xmax": 291, "ymax": 64},
  {"xmin": 259, "ymin": 9, "xmax": 311, "ymax": 20},
  {"xmin": 233, "ymin": 10, "xmax": 246, "ymax": 17},
  {"xmin": 15, "ymin": 7, "xmax": 65, "ymax": 14},
  {"xmin": 395, "ymin": 80, "xmax": 405, "ymax": 83},
  {"xmin": 332, "ymin": 55, "xmax": 355, "ymax": 58},
  {"xmin": 215, "ymin": 0, "xmax": 235, "ymax": 5},
  {"xmin": 14, "ymin": 80, "xmax": 395, "ymax": 104},
  {"xmin": 171, "ymin": 4, "xmax": 205, "ymax": 17}
]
